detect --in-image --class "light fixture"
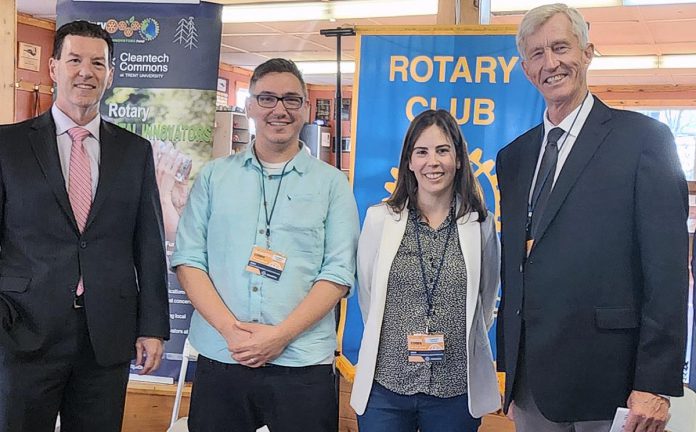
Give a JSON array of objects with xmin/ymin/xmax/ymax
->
[
  {"xmin": 221, "ymin": 0, "xmax": 438, "ymax": 23},
  {"xmin": 491, "ymin": 0, "xmax": 621, "ymax": 13},
  {"xmin": 589, "ymin": 55, "xmax": 659, "ymax": 70},
  {"xmin": 295, "ymin": 61, "xmax": 355, "ymax": 75},
  {"xmin": 660, "ymin": 54, "xmax": 696, "ymax": 68}
]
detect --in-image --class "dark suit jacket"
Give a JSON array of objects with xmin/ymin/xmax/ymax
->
[
  {"xmin": 496, "ymin": 97, "xmax": 688, "ymax": 422},
  {"xmin": 0, "ymin": 110, "xmax": 169, "ymax": 366}
]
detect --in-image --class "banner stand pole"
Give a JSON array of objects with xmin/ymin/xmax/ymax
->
[{"xmin": 320, "ymin": 27, "xmax": 356, "ymax": 171}]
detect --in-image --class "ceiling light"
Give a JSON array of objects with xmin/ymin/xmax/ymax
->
[
  {"xmin": 660, "ymin": 54, "xmax": 696, "ymax": 69},
  {"xmin": 295, "ymin": 61, "xmax": 355, "ymax": 75},
  {"xmin": 589, "ymin": 55, "xmax": 658, "ymax": 70},
  {"xmin": 222, "ymin": 0, "xmax": 438, "ymax": 23},
  {"xmin": 491, "ymin": 0, "xmax": 621, "ymax": 13}
]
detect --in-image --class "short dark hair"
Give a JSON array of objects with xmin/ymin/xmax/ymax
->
[
  {"xmin": 250, "ymin": 58, "xmax": 307, "ymax": 96},
  {"xmin": 386, "ymin": 109, "xmax": 487, "ymax": 222},
  {"xmin": 53, "ymin": 20, "xmax": 114, "ymax": 63}
]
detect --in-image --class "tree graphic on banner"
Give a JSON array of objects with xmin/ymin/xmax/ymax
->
[{"xmin": 173, "ymin": 16, "xmax": 198, "ymax": 49}]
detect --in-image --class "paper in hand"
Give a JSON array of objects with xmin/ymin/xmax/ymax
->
[{"xmin": 609, "ymin": 407, "xmax": 629, "ymax": 432}]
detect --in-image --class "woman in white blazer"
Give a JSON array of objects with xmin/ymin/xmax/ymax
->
[{"xmin": 350, "ymin": 109, "xmax": 501, "ymax": 432}]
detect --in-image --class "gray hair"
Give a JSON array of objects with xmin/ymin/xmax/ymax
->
[{"xmin": 516, "ymin": 3, "xmax": 589, "ymax": 60}]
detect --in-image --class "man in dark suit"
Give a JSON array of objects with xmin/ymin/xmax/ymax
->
[
  {"xmin": 0, "ymin": 20, "xmax": 169, "ymax": 432},
  {"xmin": 496, "ymin": 4, "xmax": 688, "ymax": 432}
]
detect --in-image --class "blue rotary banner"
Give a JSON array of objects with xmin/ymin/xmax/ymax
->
[{"xmin": 338, "ymin": 28, "xmax": 545, "ymax": 378}]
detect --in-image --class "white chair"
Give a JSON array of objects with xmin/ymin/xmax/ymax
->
[
  {"xmin": 667, "ymin": 387, "xmax": 696, "ymax": 432},
  {"xmin": 167, "ymin": 337, "xmax": 199, "ymax": 432}
]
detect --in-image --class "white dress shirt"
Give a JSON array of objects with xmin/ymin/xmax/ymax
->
[
  {"xmin": 52, "ymin": 104, "xmax": 101, "ymax": 199},
  {"xmin": 528, "ymin": 91, "xmax": 594, "ymax": 203}
]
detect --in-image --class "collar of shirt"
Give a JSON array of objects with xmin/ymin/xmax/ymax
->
[
  {"xmin": 541, "ymin": 91, "xmax": 594, "ymax": 151},
  {"xmin": 530, "ymin": 91, "xmax": 595, "ymax": 198},
  {"xmin": 51, "ymin": 104, "xmax": 101, "ymax": 142},
  {"xmin": 243, "ymin": 140, "xmax": 311, "ymax": 176},
  {"xmin": 411, "ymin": 196, "xmax": 457, "ymax": 231}
]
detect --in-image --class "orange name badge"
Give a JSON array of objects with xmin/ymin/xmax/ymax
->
[
  {"xmin": 526, "ymin": 239, "xmax": 534, "ymax": 256},
  {"xmin": 245, "ymin": 245, "xmax": 287, "ymax": 281},
  {"xmin": 407, "ymin": 333, "xmax": 445, "ymax": 362}
]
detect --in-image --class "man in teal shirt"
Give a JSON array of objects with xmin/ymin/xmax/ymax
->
[{"xmin": 171, "ymin": 58, "xmax": 359, "ymax": 432}]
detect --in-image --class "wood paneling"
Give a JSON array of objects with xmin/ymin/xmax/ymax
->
[
  {"xmin": 14, "ymin": 20, "xmax": 54, "ymax": 122},
  {"xmin": 121, "ymin": 382, "xmax": 191, "ymax": 432},
  {"xmin": 590, "ymin": 85, "xmax": 696, "ymax": 107},
  {"xmin": 219, "ymin": 62, "xmax": 251, "ymax": 107},
  {"xmin": 0, "ymin": 0, "xmax": 16, "ymax": 124}
]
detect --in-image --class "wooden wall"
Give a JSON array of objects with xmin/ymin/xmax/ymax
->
[
  {"xmin": 218, "ymin": 63, "xmax": 251, "ymax": 107},
  {"xmin": 306, "ymin": 84, "xmax": 353, "ymax": 169},
  {"xmin": 13, "ymin": 14, "xmax": 54, "ymax": 123}
]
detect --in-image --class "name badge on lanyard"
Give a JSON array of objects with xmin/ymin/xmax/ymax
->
[
  {"xmin": 407, "ymin": 333, "xmax": 445, "ymax": 362},
  {"xmin": 246, "ymin": 245, "xmax": 287, "ymax": 281}
]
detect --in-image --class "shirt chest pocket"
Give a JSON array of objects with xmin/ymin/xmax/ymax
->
[{"xmin": 274, "ymin": 193, "xmax": 326, "ymax": 256}]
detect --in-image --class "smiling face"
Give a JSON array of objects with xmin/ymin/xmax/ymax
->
[
  {"xmin": 521, "ymin": 13, "xmax": 593, "ymax": 123},
  {"xmin": 408, "ymin": 124, "xmax": 460, "ymax": 202},
  {"xmin": 246, "ymin": 72, "xmax": 309, "ymax": 161},
  {"xmin": 49, "ymin": 35, "xmax": 114, "ymax": 124}
]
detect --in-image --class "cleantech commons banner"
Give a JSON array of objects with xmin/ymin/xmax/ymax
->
[
  {"xmin": 338, "ymin": 26, "xmax": 546, "ymax": 379},
  {"xmin": 57, "ymin": 0, "xmax": 222, "ymax": 381}
]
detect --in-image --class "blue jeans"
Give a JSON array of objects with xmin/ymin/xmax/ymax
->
[{"xmin": 357, "ymin": 382, "xmax": 481, "ymax": 432}]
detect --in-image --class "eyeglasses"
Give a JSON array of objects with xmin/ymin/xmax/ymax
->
[{"xmin": 252, "ymin": 93, "xmax": 305, "ymax": 110}]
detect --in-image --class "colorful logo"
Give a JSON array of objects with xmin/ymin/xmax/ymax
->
[{"xmin": 103, "ymin": 17, "xmax": 160, "ymax": 42}]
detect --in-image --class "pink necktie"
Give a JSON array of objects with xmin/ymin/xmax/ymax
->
[{"xmin": 67, "ymin": 126, "xmax": 92, "ymax": 296}]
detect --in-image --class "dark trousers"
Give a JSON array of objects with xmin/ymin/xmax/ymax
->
[
  {"xmin": 189, "ymin": 355, "xmax": 338, "ymax": 432},
  {"xmin": 357, "ymin": 382, "xmax": 481, "ymax": 432},
  {"xmin": 0, "ymin": 309, "xmax": 130, "ymax": 432}
]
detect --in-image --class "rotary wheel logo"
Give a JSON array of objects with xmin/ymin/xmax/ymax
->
[
  {"xmin": 383, "ymin": 148, "xmax": 500, "ymax": 232},
  {"xmin": 104, "ymin": 17, "xmax": 158, "ymax": 41}
]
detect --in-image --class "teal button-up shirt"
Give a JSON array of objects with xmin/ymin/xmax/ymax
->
[{"xmin": 171, "ymin": 143, "xmax": 359, "ymax": 366}]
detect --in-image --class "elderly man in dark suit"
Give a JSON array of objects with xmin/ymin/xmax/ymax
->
[
  {"xmin": 496, "ymin": 4, "xmax": 688, "ymax": 432},
  {"xmin": 0, "ymin": 20, "xmax": 169, "ymax": 432}
]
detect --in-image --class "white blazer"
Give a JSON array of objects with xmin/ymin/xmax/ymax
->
[{"xmin": 350, "ymin": 203, "xmax": 501, "ymax": 418}]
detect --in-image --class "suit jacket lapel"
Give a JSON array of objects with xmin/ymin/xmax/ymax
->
[
  {"xmin": 457, "ymin": 212, "xmax": 480, "ymax": 342},
  {"xmin": 534, "ymin": 97, "xmax": 612, "ymax": 244},
  {"xmin": 85, "ymin": 120, "xmax": 125, "ymax": 231},
  {"xmin": 28, "ymin": 111, "xmax": 80, "ymax": 234}
]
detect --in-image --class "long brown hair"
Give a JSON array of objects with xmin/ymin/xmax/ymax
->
[{"xmin": 385, "ymin": 109, "xmax": 487, "ymax": 222}]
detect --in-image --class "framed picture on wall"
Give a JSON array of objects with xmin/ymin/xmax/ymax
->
[
  {"xmin": 316, "ymin": 99, "xmax": 331, "ymax": 122},
  {"xmin": 341, "ymin": 137, "xmax": 351, "ymax": 152},
  {"xmin": 341, "ymin": 98, "xmax": 351, "ymax": 121},
  {"xmin": 217, "ymin": 77, "xmax": 228, "ymax": 93},
  {"xmin": 18, "ymin": 42, "xmax": 41, "ymax": 72}
]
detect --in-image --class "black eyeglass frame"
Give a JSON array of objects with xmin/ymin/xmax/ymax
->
[{"xmin": 250, "ymin": 93, "xmax": 305, "ymax": 110}]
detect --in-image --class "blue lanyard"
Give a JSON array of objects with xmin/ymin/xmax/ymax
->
[
  {"xmin": 413, "ymin": 208, "xmax": 455, "ymax": 328},
  {"xmin": 254, "ymin": 151, "xmax": 291, "ymax": 248}
]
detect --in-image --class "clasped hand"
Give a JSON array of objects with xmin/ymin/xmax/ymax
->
[{"xmin": 223, "ymin": 321, "xmax": 290, "ymax": 368}]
